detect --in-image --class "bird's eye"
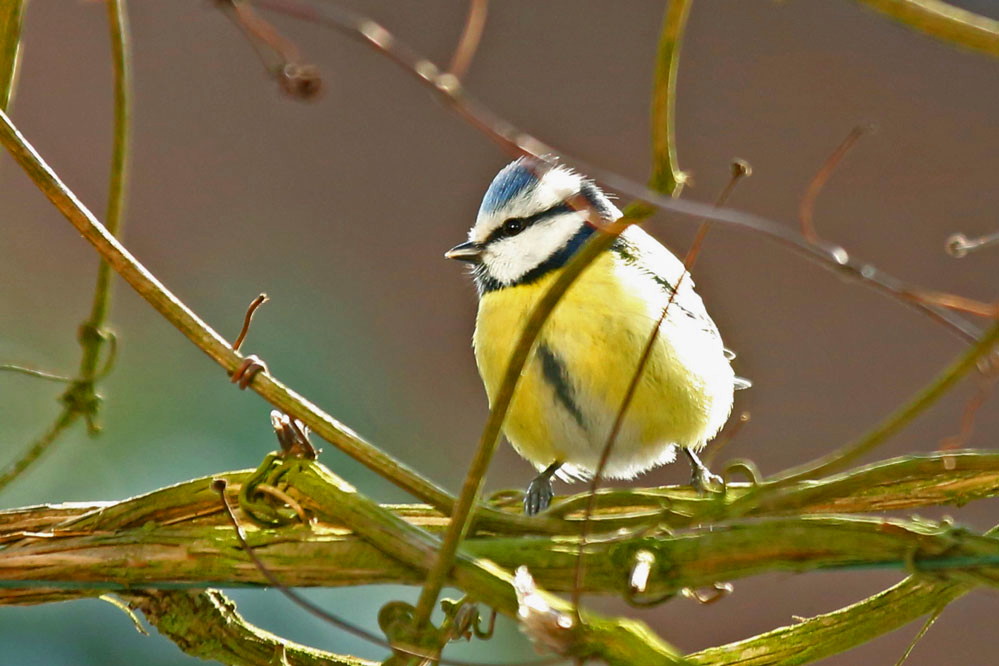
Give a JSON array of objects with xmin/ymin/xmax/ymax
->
[{"xmin": 502, "ymin": 218, "xmax": 525, "ymax": 236}]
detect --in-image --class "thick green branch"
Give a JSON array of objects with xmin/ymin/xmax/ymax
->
[
  {"xmin": 287, "ymin": 461, "xmax": 688, "ymax": 665},
  {"xmin": 4, "ymin": 462, "xmax": 999, "ymax": 605},
  {"xmin": 4, "ymin": 512, "xmax": 998, "ymax": 602},
  {"xmin": 3, "ymin": 449, "xmax": 999, "ymax": 538}
]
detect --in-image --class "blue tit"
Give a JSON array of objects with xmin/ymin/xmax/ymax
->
[{"xmin": 446, "ymin": 158, "xmax": 747, "ymax": 515}]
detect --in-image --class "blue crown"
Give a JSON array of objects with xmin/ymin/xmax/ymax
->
[{"xmin": 478, "ymin": 158, "xmax": 540, "ymax": 217}]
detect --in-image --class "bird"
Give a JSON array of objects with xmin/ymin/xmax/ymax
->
[{"xmin": 446, "ymin": 157, "xmax": 747, "ymax": 515}]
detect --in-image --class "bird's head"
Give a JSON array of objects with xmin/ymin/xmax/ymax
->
[{"xmin": 445, "ymin": 157, "xmax": 620, "ymax": 292}]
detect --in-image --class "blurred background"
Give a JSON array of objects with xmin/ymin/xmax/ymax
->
[{"xmin": 1, "ymin": 1, "xmax": 998, "ymax": 663}]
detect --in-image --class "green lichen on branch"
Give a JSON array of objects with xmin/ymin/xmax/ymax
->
[
  {"xmin": 128, "ymin": 589, "xmax": 375, "ymax": 666},
  {"xmin": 3, "ymin": 455, "xmax": 999, "ymax": 602},
  {"xmin": 5, "ymin": 454, "xmax": 999, "ymax": 663}
]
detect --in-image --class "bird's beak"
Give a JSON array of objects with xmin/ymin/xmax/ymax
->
[{"xmin": 444, "ymin": 241, "xmax": 483, "ymax": 263}]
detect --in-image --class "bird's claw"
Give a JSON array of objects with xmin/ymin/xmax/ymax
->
[
  {"xmin": 690, "ymin": 467, "xmax": 724, "ymax": 494},
  {"xmin": 684, "ymin": 448, "xmax": 725, "ymax": 494},
  {"xmin": 523, "ymin": 476, "xmax": 554, "ymax": 516}
]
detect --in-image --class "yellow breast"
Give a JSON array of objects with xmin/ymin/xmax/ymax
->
[{"xmin": 472, "ymin": 250, "xmax": 732, "ymax": 478}]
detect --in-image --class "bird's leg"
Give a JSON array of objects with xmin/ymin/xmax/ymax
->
[
  {"xmin": 524, "ymin": 461, "xmax": 562, "ymax": 516},
  {"xmin": 683, "ymin": 448, "xmax": 724, "ymax": 493}
]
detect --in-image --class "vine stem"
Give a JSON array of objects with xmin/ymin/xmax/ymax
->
[
  {"xmin": 412, "ymin": 216, "xmax": 634, "ymax": 628},
  {"xmin": 0, "ymin": 0, "xmax": 130, "ymax": 492},
  {"xmin": 727, "ymin": 319, "xmax": 999, "ymax": 519},
  {"xmin": 0, "ymin": 108, "xmax": 454, "ymax": 512},
  {"xmin": 77, "ymin": 0, "xmax": 131, "ymax": 385}
]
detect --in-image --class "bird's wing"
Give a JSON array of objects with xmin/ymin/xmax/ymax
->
[
  {"xmin": 612, "ymin": 226, "xmax": 753, "ymax": 390},
  {"xmin": 613, "ymin": 226, "xmax": 720, "ymax": 339}
]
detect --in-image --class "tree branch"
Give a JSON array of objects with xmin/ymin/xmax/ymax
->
[{"xmin": 5, "ymin": 459, "xmax": 999, "ymax": 605}]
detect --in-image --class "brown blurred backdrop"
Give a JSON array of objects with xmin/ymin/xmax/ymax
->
[{"xmin": 1, "ymin": 1, "xmax": 998, "ymax": 663}]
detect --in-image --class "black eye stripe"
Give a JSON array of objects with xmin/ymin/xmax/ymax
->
[{"xmin": 483, "ymin": 203, "xmax": 576, "ymax": 245}]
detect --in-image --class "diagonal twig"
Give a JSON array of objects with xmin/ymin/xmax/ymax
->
[
  {"xmin": 799, "ymin": 124, "xmax": 872, "ymax": 243},
  {"xmin": 448, "ymin": 0, "xmax": 489, "ymax": 80},
  {"xmin": 0, "ymin": 109, "xmax": 461, "ymax": 512},
  {"xmin": 254, "ymin": 0, "xmax": 982, "ymax": 347},
  {"xmin": 572, "ymin": 159, "xmax": 751, "ymax": 613},
  {"xmin": 854, "ymin": 0, "xmax": 999, "ymax": 57}
]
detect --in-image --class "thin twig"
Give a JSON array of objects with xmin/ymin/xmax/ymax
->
[
  {"xmin": 940, "ymin": 356, "xmax": 998, "ymax": 452},
  {"xmin": 0, "ymin": 364, "xmax": 72, "ymax": 383},
  {"xmin": 894, "ymin": 602, "xmax": 946, "ymax": 666},
  {"xmin": 0, "ymin": 411, "xmax": 80, "ymax": 492},
  {"xmin": 701, "ymin": 410, "xmax": 751, "ymax": 468},
  {"xmin": 413, "ymin": 210, "xmax": 632, "ymax": 627},
  {"xmin": 417, "ymin": 0, "xmax": 699, "ymax": 628},
  {"xmin": 903, "ymin": 289, "xmax": 999, "ymax": 319},
  {"xmin": 0, "ymin": 0, "xmax": 130, "ymax": 493},
  {"xmin": 853, "ymin": 0, "xmax": 999, "ymax": 58},
  {"xmin": 448, "ymin": 0, "xmax": 488, "ymax": 80},
  {"xmin": 232, "ymin": 293, "xmax": 269, "ymax": 352},
  {"xmin": 223, "ymin": 0, "xmax": 322, "ymax": 99},
  {"xmin": 571, "ymin": 160, "xmax": 751, "ymax": 613},
  {"xmin": 255, "ymin": 0, "xmax": 982, "ymax": 346},
  {"xmin": 229, "ymin": 0, "xmax": 304, "ymax": 65},
  {"xmin": 729, "ymin": 321, "xmax": 999, "ymax": 516},
  {"xmin": 72, "ymin": 0, "xmax": 132, "ymax": 433},
  {"xmin": 98, "ymin": 594, "xmax": 149, "ymax": 635},
  {"xmin": 800, "ymin": 124, "xmax": 871, "ymax": 243},
  {"xmin": 0, "ymin": 110, "xmax": 459, "ymax": 513},
  {"xmin": 775, "ymin": 320, "xmax": 999, "ymax": 483},
  {"xmin": 946, "ymin": 230, "xmax": 999, "ymax": 258}
]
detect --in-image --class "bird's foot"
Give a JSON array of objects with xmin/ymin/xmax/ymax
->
[
  {"xmin": 690, "ymin": 466, "xmax": 724, "ymax": 494},
  {"xmin": 524, "ymin": 477, "xmax": 554, "ymax": 516},
  {"xmin": 523, "ymin": 461, "xmax": 562, "ymax": 516},
  {"xmin": 684, "ymin": 448, "xmax": 724, "ymax": 494}
]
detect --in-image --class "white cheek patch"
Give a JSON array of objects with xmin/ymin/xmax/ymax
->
[{"xmin": 484, "ymin": 212, "xmax": 585, "ymax": 285}]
